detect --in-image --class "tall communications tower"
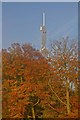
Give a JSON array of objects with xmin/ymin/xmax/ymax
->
[{"xmin": 40, "ymin": 13, "xmax": 46, "ymax": 50}]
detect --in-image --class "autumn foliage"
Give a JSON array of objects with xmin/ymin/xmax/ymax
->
[{"xmin": 2, "ymin": 39, "xmax": 79, "ymax": 119}]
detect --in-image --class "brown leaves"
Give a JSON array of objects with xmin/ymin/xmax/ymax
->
[{"xmin": 2, "ymin": 41, "xmax": 78, "ymax": 118}]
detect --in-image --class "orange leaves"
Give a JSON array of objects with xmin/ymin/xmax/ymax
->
[{"xmin": 2, "ymin": 41, "xmax": 79, "ymax": 118}]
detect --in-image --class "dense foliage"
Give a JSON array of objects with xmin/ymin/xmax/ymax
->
[{"xmin": 2, "ymin": 39, "xmax": 79, "ymax": 119}]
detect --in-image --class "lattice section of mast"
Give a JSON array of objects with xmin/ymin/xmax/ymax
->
[{"xmin": 40, "ymin": 12, "xmax": 46, "ymax": 50}]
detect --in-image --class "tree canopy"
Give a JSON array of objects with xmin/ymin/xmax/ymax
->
[{"xmin": 2, "ymin": 39, "xmax": 79, "ymax": 119}]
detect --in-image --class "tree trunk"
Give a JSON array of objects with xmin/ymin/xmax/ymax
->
[
  {"xmin": 66, "ymin": 80, "xmax": 70, "ymax": 115},
  {"xmin": 32, "ymin": 107, "xmax": 35, "ymax": 120},
  {"xmin": 75, "ymin": 80, "xmax": 78, "ymax": 94}
]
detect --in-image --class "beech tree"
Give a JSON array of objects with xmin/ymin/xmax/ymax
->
[
  {"xmin": 0, "ymin": 51, "xmax": 2, "ymax": 119},
  {"xmin": 2, "ymin": 43, "xmax": 52, "ymax": 118},
  {"xmin": 2, "ymin": 40, "xmax": 78, "ymax": 119},
  {"xmin": 48, "ymin": 38, "xmax": 78, "ymax": 116}
]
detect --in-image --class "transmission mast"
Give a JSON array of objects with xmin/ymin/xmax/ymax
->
[{"xmin": 40, "ymin": 12, "xmax": 46, "ymax": 50}]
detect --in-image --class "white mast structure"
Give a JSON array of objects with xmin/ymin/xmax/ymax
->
[{"xmin": 40, "ymin": 12, "xmax": 46, "ymax": 50}]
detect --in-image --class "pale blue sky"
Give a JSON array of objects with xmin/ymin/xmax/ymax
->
[
  {"xmin": 2, "ymin": 2, "xmax": 78, "ymax": 49},
  {"xmin": 2, "ymin": 0, "xmax": 79, "ymax": 2},
  {"xmin": 0, "ymin": 2, "xmax": 2, "ymax": 50}
]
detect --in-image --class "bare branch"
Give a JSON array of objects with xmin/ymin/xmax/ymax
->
[
  {"xmin": 48, "ymin": 103, "xmax": 60, "ymax": 113},
  {"xmin": 48, "ymin": 80, "xmax": 67, "ymax": 106},
  {"xmin": 33, "ymin": 98, "xmax": 40, "ymax": 106}
]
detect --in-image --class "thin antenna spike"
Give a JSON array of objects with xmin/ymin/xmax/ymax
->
[{"xmin": 43, "ymin": 12, "xmax": 45, "ymax": 26}]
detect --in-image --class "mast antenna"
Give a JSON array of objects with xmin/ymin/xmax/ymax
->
[{"xmin": 43, "ymin": 12, "xmax": 45, "ymax": 26}]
